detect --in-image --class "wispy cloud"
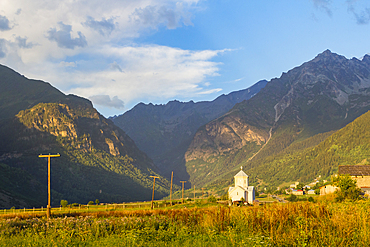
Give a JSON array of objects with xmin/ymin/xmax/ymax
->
[
  {"xmin": 311, "ymin": 0, "xmax": 332, "ymax": 17},
  {"xmin": 83, "ymin": 16, "xmax": 116, "ymax": 36},
  {"xmin": 16, "ymin": 36, "xmax": 36, "ymax": 49},
  {"xmin": 197, "ymin": 88, "xmax": 222, "ymax": 95},
  {"xmin": 59, "ymin": 61, "xmax": 76, "ymax": 67},
  {"xmin": 47, "ymin": 22, "xmax": 87, "ymax": 49},
  {"xmin": 110, "ymin": 61, "xmax": 123, "ymax": 72},
  {"xmin": 131, "ymin": 3, "xmax": 194, "ymax": 29},
  {"xmin": 347, "ymin": 0, "xmax": 370, "ymax": 24}
]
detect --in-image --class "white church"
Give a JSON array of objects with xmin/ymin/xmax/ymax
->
[{"xmin": 228, "ymin": 167, "xmax": 255, "ymax": 204}]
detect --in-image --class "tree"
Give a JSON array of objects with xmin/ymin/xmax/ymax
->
[
  {"xmin": 207, "ymin": 195, "xmax": 217, "ymax": 203},
  {"xmin": 88, "ymin": 201, "xmax": 94, "ymax": 205},
  {"xmin": 95, "ymin": 199, "xmax": 100, "ymax": 205},
  {"xmin": 286, "ymin": 194, "xmax": 298, "ymax": 202},
  {"xmin": 333, "ymin": 175, "xmax": 362, "ymax": 202},
  {"xmin": 296, "ymin": 183, "xmax": 304, "ymax": 190},
  {"xmin": 60, "ymin": 200, "xmax": 68, "ymax": 207}
]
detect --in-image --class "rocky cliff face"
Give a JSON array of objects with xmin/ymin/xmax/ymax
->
[
  {"xmin": 185, "ymin": 115, "xmax": 269, "ymax": 161},
  {"xmin": 185, "ymin": 50, "xmax": 370, "ymax": 187},
  {"xmin": 15, "ymin": 103, "xmax": 139, "ymax": 157}
]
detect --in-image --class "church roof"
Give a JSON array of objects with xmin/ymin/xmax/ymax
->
[{"xmin": 234, "ymin": 170, "xmax": 248, "ymax": 177}]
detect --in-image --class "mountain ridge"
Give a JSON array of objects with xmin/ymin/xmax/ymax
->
[
  {"xmin": 111, "ymin": 79, "xmax": 267, "ymax": 184},
  {"xmin": 184, "ymin": 49, "xmax": 370, "ymax": 188}
]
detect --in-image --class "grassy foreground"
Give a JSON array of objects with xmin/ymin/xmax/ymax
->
[{"xmin": 1, "ymin": 201, "xmax": 370, "ymax": 246}]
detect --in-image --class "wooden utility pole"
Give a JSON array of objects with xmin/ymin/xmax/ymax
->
[
  {"xmin": 170, "ymin": 171, "xmax": 173, "ymax": 206},
  {"xmin": 194, "ymin": 185, "xmax": 196, "ymax": 203},
  {"xmin": 180, "ymin": 181, "xmax": 187, "ymax": 204},
  {"xmin": 150, "ymin": 176, "xmax": 159, "ymax": 209},
  {"xmin": 39, "ymin": 153, "xmax": 60, "ymax": 218}
]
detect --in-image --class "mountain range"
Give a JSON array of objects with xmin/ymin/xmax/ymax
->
[
  {"xmin": 1, "ymin": 49, "xmax": 370, "ymax": 207},
  {"xmin": 113, "ymin": 49, "xmax": 370, "ymax": 193},
  {"xmin": 110, "ymin": 80, "xmax": 267, "ymax": 184},
  {"xmin": 185, "ymin": 50, "xmax": 370, "ymax": 191}
]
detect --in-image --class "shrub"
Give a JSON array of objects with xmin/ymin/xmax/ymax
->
[
  {"xmin": 207, "ymin": 195, "xmax": 217, "ymax": 203},
  {"xmin": 333, "ymin": 175, "xmax": 362, "ymax": 202},
  {"xmin": 60, "ymin": 200, "xmax": 68, "ymax": 207},
  {"xmin": 286, "ymin": 194, "xmax": 298, "ymax": 202}
]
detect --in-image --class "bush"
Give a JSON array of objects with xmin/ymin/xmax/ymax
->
[
  {"xmin": 207, "ymin": 195, "xmax": 217, "ymax": 203},
  {"xmin": 286, "ymin": 194, "xmax": 298, "ymax": 202},
  {"xmin": 333, "ymin": 175, "xmax": 362, "ymax": 202},
  {"xmin": 60, "ymin": 200, "xmax": 68, "ymax": 207}
]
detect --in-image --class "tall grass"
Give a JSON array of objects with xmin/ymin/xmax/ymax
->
[{"xmin": 0, "ymin": 201, "xmax": 370, "ymax": 246}]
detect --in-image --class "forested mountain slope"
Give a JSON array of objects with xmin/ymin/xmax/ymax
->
[{"xmin": 0, "ymin": 65, "xmax": 172, "ymax": 208}]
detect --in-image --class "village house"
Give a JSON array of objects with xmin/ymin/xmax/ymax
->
[
  {"xmin": 339, "ymin": 165, "xmax": 370, "ymax": 196},
  {"xmin": 320, "ymin": 184, "xmax": 338, "ymax": 195},
  {"xmin": 290, "ymin": 182, "xmax": 299, "ymax": 189},
  {"xmin": 291, "ymin": 189, "xmax": 304, "ymax": 196},
  {"xmin": 228, "ymin": 167, "xmax": 255, "ymax": 204},
  {"xmin": 307, "ymin": 189, "xmax": 316, "ymax": 195}
]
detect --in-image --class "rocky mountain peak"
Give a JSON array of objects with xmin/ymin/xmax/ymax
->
[{"xmin": 312, "ymin": 49, "xmax": 346, "ymax": 63}]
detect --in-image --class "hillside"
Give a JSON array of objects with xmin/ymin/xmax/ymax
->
[
  {"xmin": 0, "ymin": 65, "xmax": 173, "ymax": 208},
  {"xmin": 111, "ymin": 80, "xmax": 267, "ymax": 184},
  {"xmin": 185, "ymin": 50, "xmax": 370, "ymax": 188},
  {"xmin": 248, "ymin": 109, "xmax": 370, "ymax": 188}
]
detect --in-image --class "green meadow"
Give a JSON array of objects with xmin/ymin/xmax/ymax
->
[{"xmin": 1, "ymin": 199, "xmax": 370, "ymax": 246}]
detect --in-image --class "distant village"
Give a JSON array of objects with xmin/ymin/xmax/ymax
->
[{"xmin": 228, "ymin": 165, "xmax": 370, "ymax": 204}]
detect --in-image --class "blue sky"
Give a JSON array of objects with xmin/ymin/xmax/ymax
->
[{"xmin": 1, "ymin": 0, "xmax": 370, "ymax": 117}]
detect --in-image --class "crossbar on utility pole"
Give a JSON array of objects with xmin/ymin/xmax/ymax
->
[
  {"xmin": 39, "ymin": 153, "xmax": 60, "ymax": 218},
  {"xmin": 150, "ymin": 176, "xmax": 159, "ymax": 209},
  {"xmin": 170, "ymin": 171, "xmax": 173, "ymax": 206},
  {"xmin": 180, "ymin": 181, "xmax": 187, "ymax": 204}
]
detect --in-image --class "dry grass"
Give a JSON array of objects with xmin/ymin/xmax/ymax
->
[{"xmin": 1, "ymin": 201, "xmax": 370, "ymax": 246}]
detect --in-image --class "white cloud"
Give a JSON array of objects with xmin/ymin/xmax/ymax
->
[
  {"xmin": 197, "ymin": 88, "xmax": 222, "ymax": 95},
  {"xmin": 67, "ymin": 45, "xmax": 226, "ymax": 108},
  {"xmin": 89, "ymin": 95, "xmax": 124, "ymax": 109},
  {"xmin": 59, "ymin": 61, "xmax": 76, "ymax": 67},
  {"xmin": 0, "ymin": 0, "xmax": 226, "ymax": 116}
]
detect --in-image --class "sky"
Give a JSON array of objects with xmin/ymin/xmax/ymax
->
[{"xmin": 1, "ymin": 0, "xmax": 370, "ymax": 117}]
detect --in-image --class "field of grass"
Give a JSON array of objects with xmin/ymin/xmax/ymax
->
[{"xmin": 1, "ymin": 200, "xmax": 370, "ymax": 246}]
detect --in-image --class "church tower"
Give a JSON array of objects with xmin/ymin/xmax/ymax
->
[{"xmin": 234, "ymin": 166, "xmax": 248, "ymax": 188}]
